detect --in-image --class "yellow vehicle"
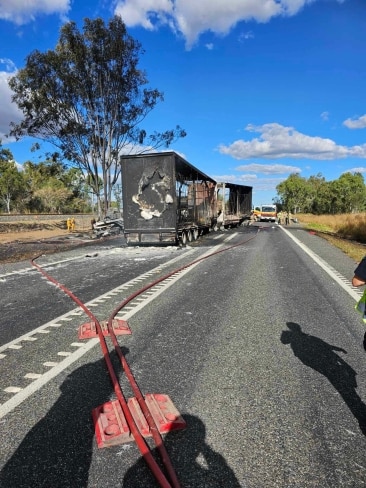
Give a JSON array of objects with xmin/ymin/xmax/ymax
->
[
  {"xmin": 253, "ymin": 207, "xmax": 261, "ymax": 220},
  {"xmin": 253, "ymin": 204, "xmax": 277, "ymax": 222}
]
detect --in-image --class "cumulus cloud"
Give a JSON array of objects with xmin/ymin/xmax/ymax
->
[
  {"xmin": 218, "ymin": 123, "xmax": 366, "ymax": 160},
  {"xmin": 114, "ymin": 0, "xmax": 343, "ymax": 49},
  {"xmin": 343, "ymin": 114, "xmax": 366, "ymax": 129},
  {"xmin": 234, "ymin": 163, "xmax": 301, "ymax": 174},
  {"xmin": 213, "ymin": 173, "xmax": 258, "ymax": 183},
  {"xmin": 249, "ymin": 177, "xmax": 286, "ymax": 191},
  {"xmin": 346, "ymin": 167, "xmax": 366, "ymax": 174},
  {"xmin": 0, "ymin": 0, "xmax": 70, "ymax": 25},
  {"xmin": 214, "ymin": 173, "xmax": 285, "ymax": 191},
  {"xmin": 0, "ymin": 60, "xmax": 23, "ymax": 141}
]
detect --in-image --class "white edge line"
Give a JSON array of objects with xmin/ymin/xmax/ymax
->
[{"xmin": 280, "ymin": 226, "xmax": 361, "ymax": 302}]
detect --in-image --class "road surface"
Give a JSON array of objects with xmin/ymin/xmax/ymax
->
[{"xmin": 0, "ymin": 223, "xmax": 365, "ymax": 487}]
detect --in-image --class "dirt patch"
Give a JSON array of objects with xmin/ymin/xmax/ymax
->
[{"xmin": 0, "ymin": 221, "xmax": 95, "ymax": 264}]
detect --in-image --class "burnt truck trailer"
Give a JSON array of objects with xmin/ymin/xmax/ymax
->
[
  {"xmin": 121, "ymin": 152, "xmax": 252, "ymax": 245},
  {"xmin": 215, "ymin": 182, "xmax": 252, "ymax": 230},
  {"xmin": 121, "ymin": 152, "xmax": 217, "ymax": 245}
]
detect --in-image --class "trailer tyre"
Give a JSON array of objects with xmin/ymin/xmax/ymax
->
[
  {"xmin": 186, "ymin": 229, "xmax": 193, "ymax": 242},
  {"xmin": 180, "ymin": 232, "xmax": 187, "ymax": 245},
  {"xmin": 192, "ymin": 228, "xmax": 199, "ymax": 240}
]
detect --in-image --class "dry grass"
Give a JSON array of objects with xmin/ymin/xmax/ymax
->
[{"xmin": 297, "ymin": 213, "xmax": 366, "ymax": 262}]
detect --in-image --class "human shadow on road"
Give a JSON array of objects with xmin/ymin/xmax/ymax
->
[
  {"xmin": 123, "ymin": 413, "xmax": 241, "ymax": 487},
  {"xmin": 0, "ymin": 349, "xmax": 123, "ymax": 488},
  {"xmin": 281, "ymin": 322, "xmax": 366, "ymax": 435}
]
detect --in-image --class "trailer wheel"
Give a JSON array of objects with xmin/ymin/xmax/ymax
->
[
  {"xmin": 186, "ymin": 229, "xmax": 193, "ymax": 242},
  {"xmin": 180, "ymin": 232, "xmax": 187, "ymax": 245},
  {"xmin": 192, "ymin": 228, "xmax": 199, "ymax": 240}
]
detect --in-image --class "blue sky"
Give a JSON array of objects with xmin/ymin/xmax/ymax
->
[{"xmin": 1, "ymin": 0, "xmax": 366, "ymax": 206}]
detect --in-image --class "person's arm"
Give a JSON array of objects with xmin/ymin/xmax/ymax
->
[
  {"xmin": 352, "ymin": 256, "xmax": 366, "ymax": 287},
  {"xmin": 352, "ymin": 274, "xmax": 366, "ymax": 287}
]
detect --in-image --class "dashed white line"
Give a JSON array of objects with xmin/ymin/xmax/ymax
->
[
  {"xmin": 24, "ymin": 373, "xmax": 42, "ymax": 380},
  {"xmin": 0, "ymin": 339, "xmax": 98, "ymax": 419},
  {"xmin": 4, "ymin": 387, "xmax": 22, "ymax": 393},
  {"xmin": 0, "ymin": 243, "xmax": 221, "ymax": 418}
]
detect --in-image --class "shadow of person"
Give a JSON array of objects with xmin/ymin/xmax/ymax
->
[
  {"xmin": 281, "ymin": 322, "xmax": 366, "ymax": 435},
  {"xmin": 123, "ymin": 413, "xmax": 241, "ymax": 487},
  {"xmin": 0, "ymin": 349, "xmax": 124, "ymax": 488}
]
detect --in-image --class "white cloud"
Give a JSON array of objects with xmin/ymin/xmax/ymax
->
[
  {"xmin": 343, "ymin": 114, "xmax": 366, "ymax": 129},
  {"xmin": 213, "ymin": 173, "xmax": 257, "ymax": 183},
  {"xmin": 238, "ymin": 30, "xmax": 254, "ymax": 42},
  {"xmin": 114, "ymin": 0, "xmax": 343, "ymax": 49},
  {"xmin": 218, "ymin": 123, "xmax": 366, "ymax": 160},
  {"xmin": 0, "ymin": 63, "xmax": 23, "ymax": 141},
  {"xmin": 114, "ymin": 0, "xmax": 173, "ymax": 30},
  {"xmin": 212, "ymin": 173, "xmax": 285, "ymax": 192},
  {"xmin": 346, "ymin": 167, "xmax": 366, "ymax": 174},
  {"xmin": 250, "ymin": 177, "xmax": 286, "ymax": 191},
  {"xmin": 235, "ymin": 163, "xmax": 301, "ymax": 174},
  {"xmin": 320, "ymin": 111, "xmax": 329, "ymax": 121},
  {"xmin": 0, "ymin": 0, "xmax": 70, "ymax": 25}
]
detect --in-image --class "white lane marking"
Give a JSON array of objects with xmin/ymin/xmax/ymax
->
[
  {"xmin": 280, "ymin": 226, "xmax": 362, "ymax": 302},
  {"xmin": 0, "ymin": 248, "xmax": 117, "ymax": 279},
  {"xmin": 118, "ymin": 243, "xmax": 225, "ymax": 320},
  {"xmin": 0, "ymin": 239, "xmax": 234, "ymax": 418},
  {"xmin": 4, "ymin": 387, "xmax": 22, "ymax": 393},
  {"xmin": 0, "ymin": 340, "xmax": 98, "ymax": 419},
  {"xmin": 0, "ymin": 246, "xmax": 206, "ymax": 417},
  {"xmin": 24, "ymin": 373, "xmax": 42, "ymax": 379}
]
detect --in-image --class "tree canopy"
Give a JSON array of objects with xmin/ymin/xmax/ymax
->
[
  {"xmin": 276, "ymin": 171, "xmax": 366, "ymax": 214},
  {"xmin": 0, "ymin": 141, "xmax": 89, "ymax": 214},
  {"xmin": 8, "ymin": 15, "xmax": 186, "ymax": 217}
]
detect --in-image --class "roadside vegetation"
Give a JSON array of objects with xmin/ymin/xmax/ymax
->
[
  {"xmin": 0, "ymin": 17, "xmax": 185, "ymax": 219},
  {"xmin": 276, "ymin": 172, "xmax": 366, "ymax": 262},
  {"xmin": 296, "ymin": 213, "xmax": 366, "ymax": 263}
]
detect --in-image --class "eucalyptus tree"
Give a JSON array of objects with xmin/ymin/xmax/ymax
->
[
  {"xmin": 331, "ymin": 172, "xmax": 366, "ymax": 213},
  {"xmin": 276, "ymin": 173, "xmax": 310, "ymax": 213},
  {"xmin": 0, "ymin": 143, "xmax": 26, "ymax": 213},
  {"xmin": 8, "ymin": 16, "xmax": 186, "ymax": 217}
]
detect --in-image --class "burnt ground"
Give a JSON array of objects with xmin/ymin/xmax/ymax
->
[{"xmin": 0, "ymin": 234, "xmax": 116, "ymax": 264}]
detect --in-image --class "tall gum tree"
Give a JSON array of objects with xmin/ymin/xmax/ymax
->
[
  {"xmin": 0, "ymin": 142, "xmax": 26, "ymax": 213},
  {"xmin": 8, "ymin": 16, "xmax": 186, "ymax": 218}
]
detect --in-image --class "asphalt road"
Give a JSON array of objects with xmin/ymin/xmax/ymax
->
[{"xmin": 0, "ymin": 223, "xmax": 366, "ymax": 488}]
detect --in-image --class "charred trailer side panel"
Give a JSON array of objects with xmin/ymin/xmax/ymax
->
[
  {"xmin": 216, "ymin": 182, "xmax": 253, "ymax": 229},
  {"xmin": 121, "ymin": 152, "xmax": 217, "ymax": 245}
]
